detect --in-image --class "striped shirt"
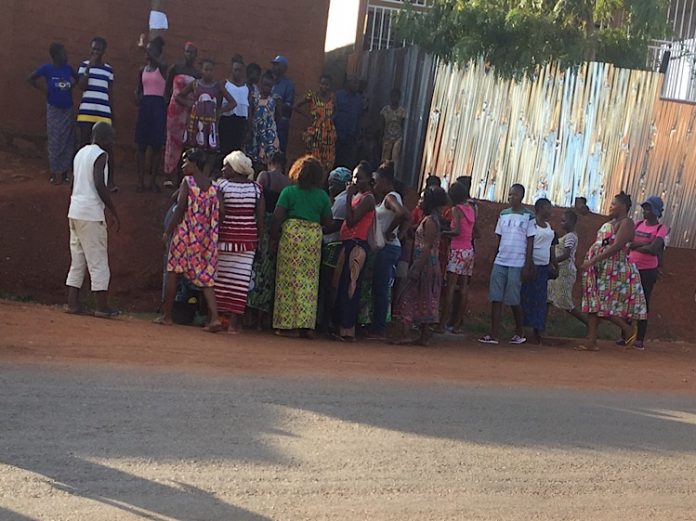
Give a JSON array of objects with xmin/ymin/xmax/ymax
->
[
  {"xmin": 494, "ymin": 207, "xmax": 536, "ymax": 268},
  {"xmin": 77, "ymin": 61, "xmax": 114, "ymax": 124},
  {"xmin": 217, "ymin": 179, "xmax": 262, "ymax": 252}
]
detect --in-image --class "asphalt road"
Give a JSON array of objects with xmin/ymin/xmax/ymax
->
[{"xmin": 1, "ymin": 364, "xmax": 695, "ymax": 520}]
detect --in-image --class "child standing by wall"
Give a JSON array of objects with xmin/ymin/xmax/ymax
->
[{"xmin": 521, "ymin": 198, "xmax": 557, "ymax": 344}]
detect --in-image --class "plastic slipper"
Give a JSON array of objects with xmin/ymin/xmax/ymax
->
[
  {"xmin": 478, "ymin": 335, "xmax": 499, "ymax": 345},
  {"xmin": 94, "ymin": 309, "xmax": 121, "ymax": 319},
  {"xmin": 509, "ymin": 335, "xmax": 527, "ymax": 345},
  {"xmin": 624, "ymin": 323, "xmax": 638, "ymax": 348},
  {"xmin": 575, "ymin": 345, "xmax": 599, "ymax": 351}
]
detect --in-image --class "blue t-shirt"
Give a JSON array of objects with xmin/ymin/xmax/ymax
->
[
  {"xmin": 35, "ymin": 64, "xmax": 76, "ymax": 109},
  {"xmin": 272, "ymin": 77, "xmax": 295, "ymax": 131}
]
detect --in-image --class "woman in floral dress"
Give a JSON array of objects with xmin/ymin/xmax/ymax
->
[
  {"xmin": 392, "ymin": 187, "xmax": 449, "ymax": 346},
  {"xmin": 248, "ymin": 70, "xmax": 280, "ymax": 170},
  {"xmin": 296, "ymin": 74, "xmax": 336, "ymax": 172},
  {"xmin": 578, "ymin": 192, "xmax": 647, "ymax": 351},
  {"xmin": 156, "ymin": 149, "xmax": 224, "ymax": 332}
]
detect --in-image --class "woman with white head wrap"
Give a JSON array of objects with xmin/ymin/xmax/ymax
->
[{"xmin": 214, "ymin": 151, "xmax": 265, "ymax": 333}]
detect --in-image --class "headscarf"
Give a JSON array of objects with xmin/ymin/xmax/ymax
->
[
  {"xmin": 223, "ymin": 151, "xmax": 254, "ymax": 179},
  {"xmin": 328, "ymin": 167, "xmax": 352, "ymax": 188}
]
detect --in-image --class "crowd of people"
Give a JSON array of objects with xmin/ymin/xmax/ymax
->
[
  {"xmin": 37, "ymin": 37, "xmax": 668, "ymax": 351},
  {"xmin": 29, "ymin": 37, "xmax": 405, "ymax": 191}
]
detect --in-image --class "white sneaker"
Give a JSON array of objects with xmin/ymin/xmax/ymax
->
[
  {"xmin": 509, "ymin": 335, "xmax": 527, "ymax": 345},
  {"xmin": 478, "ymin": 335, "xmax": 499, "ymax": 345}
]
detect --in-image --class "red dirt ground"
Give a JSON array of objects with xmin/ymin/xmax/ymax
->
[
  {"xmin": 1, "ymin": 300, "xmax": 695, "ymax": 394},
  {"xmin": 1, "ymin": 152, "xmax": 695, "ymax": 340}
]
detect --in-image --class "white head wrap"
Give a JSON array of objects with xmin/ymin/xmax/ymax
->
[{"xmin": 223, "ymin": 151, "xmax": 254, "ymax": 179}]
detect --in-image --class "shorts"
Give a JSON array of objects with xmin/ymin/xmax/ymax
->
[
  {"xmin": 488, "ymin": 264, "xmax": 523, "ymax": 306},
  {"xmin": 447, "ymin": 247, "xmax": 475, "ymax": 276}
]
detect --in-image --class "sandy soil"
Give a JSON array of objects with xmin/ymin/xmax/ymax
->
[{"xmin": 1, "ymin": 301, "xmax": 695, "ymax": 394}]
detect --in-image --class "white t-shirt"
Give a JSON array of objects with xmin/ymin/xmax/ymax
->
[
  {"xmin": 68, "ymin": 144, "xmax": 108, "ymax": 222},
  {"xmin": 532, "ymin": 221, "xmax": 555, "ymax": 266},
  {"xmin": 494, "ymin": 207, "xmax": 536, "ymax": 268},
  {"xmin": 222, "ymin": 81, "xmax": 249, "ymax": 118},
  {"xmin": 376, "ymin": 191, "xmax": 402, "ymax": 247},
  {"xmin": 324, "ymin": 191, "xmax": 348, "ymax": 244}
]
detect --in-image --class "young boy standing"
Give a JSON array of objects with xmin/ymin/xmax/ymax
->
[{"xmin": 479, "ymin": 184, "xmax": 535, "ymax": 345}]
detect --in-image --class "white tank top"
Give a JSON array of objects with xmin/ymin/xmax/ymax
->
[
  {"xmin": 376, "ymin": 191, "xmax": 402, "ymax": 247},
  {"xmin": 68, "ymin": 144, "xmax": 108, "ymax": 222},
  {"xmin": 222, "ymin": 81, "xmax": 250, "ymax": 118}
]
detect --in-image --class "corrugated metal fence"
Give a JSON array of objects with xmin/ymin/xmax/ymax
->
[
  {"xmin": 423, "ymin": 60, "xmax": 696, "ymax": 248},
  {"xmin": 357, "ymin": 46, "xmax": 436, "ymax": 187}
]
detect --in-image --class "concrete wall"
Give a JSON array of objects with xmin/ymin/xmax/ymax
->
[{"xmin": 1, "ymin": 0, "xmax": 331, "ymax": 159}]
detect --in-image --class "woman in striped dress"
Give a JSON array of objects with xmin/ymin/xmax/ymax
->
[{"xmin": 215, "ymin": 151, "xmax": 264, "ymax": 334}]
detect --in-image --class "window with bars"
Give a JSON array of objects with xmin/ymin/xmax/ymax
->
[{"xmin": 363, "ymin": 6, "xmax": 402, "ymax": 51}]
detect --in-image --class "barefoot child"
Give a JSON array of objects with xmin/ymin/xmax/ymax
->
[{"xmin": 478, "ymin": 184, "xmax": 535, "ymax": 345}]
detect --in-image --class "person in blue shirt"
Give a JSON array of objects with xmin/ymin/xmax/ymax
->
[
  {"xmin": 29, "ymin": 43, "xmax": 77, "ymax": 185},
  {"xmin": 271, "ymin": 55, "xmax": 295, "ymax": 153},
  {"xmin": 333, "ymin": 75, "xmax": 363, "ymax": 169}
]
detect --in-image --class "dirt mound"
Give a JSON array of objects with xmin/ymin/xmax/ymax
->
[{"xmin": 1, "ymin": 154, "xmax": 695, "ymax": 339}]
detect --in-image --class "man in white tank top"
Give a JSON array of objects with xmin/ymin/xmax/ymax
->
[{"xmin": 65, "ymin": 122, "xmax": 120, "ymax": 317}]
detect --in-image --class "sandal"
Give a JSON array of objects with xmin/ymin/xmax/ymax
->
[
  {"xmin": 204, "ymin": 322, "xmax": 224, "ymax": 333},
  {"xmin": 575, "ymin": 344, "xmax": 599, "ymax": 351},
  {"xmin": 478, "ymin": 335, "xmax": 499, "ymax": 345},
  {"xmin": 623, "ymin": 323, "xmax": 638, "ymax": 348},
  {"xmin": 94, "ymin": 308, "xmax": 121, "ymax": 319}
]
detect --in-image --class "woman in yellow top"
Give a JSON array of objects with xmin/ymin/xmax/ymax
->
[{"xmin": 295, "ymin": 74, "xmax": 337, "ymax": 172}]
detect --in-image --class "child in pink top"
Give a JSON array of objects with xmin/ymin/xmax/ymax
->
[{"xmin": 440, "ymin": 181, "xmax": 477, "ymax": 333}]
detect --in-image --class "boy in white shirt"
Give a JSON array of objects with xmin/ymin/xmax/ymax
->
[{"xmin": 479, "ymin": 184, "xmax": 535, "ymax": 345}]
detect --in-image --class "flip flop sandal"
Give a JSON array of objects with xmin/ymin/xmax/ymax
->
[
  {"xmin": 624, "ymin": 324, "xmax": 639, "ymax": 348},
  {"xmin": 478, "ymin": 335, "xmax": 499, "ymax": 345},
  {"xmin": 204, "ymin": 323, "xmax": 224, "ymax": 333},
  {"xmin": 575, "ymin": 345, "xmax": 600, "ymax": 351},
  {"xmin": 94, "ymin": 309, "xmax": 121, "ymax": 319}
]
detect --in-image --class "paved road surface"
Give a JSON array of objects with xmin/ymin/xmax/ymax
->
[{"xmin": 1, "ymin": 364, "xmax": 695, "ymax": 520}]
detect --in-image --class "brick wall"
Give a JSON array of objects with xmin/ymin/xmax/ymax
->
[{"xmin": 1, "ymin": 0, "xmax": 331, "ymax": 160}]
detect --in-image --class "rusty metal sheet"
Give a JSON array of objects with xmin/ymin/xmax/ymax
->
[{"xmin": 423, "ymin": 60, "xmax": 695, "ymax": 248}]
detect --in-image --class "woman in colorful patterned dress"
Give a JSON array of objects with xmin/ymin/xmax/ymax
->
[
  {"xmin": 392, "ymin": 187, "xmax": 449, "ymax": 346},
  {"xmin": 248, "ymin": 70, "xmax": 281, "ymax": 171},
  {"xmin": 163, "ymin": 42, "xmax": 199, "ymax": 187},
  {"xmin": 295, "ymin": 74, "xmax": 336, "ymax": 172},
  {"xmin": 177, "ymin": 59, "xmax": 237, "ymax": 174},
  {"xmin": 578, "ymin": 192, "xmax": 647, "ymax": 351},
  {"xmin": 156, "ymin": 149, "xmax": 224, "ymax": 332},
  {"xmin": 271, "ymin": 156, "xmax": 333, "ymax": 338}
]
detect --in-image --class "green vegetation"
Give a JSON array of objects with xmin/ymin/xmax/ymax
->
[{"xmin": 395, "ymin": 0, "xmax": 669, "ymax": 78}]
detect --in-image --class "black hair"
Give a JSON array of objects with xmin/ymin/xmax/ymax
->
[
  {"xmin": 422, "ymin": 186, "xmax": 448, "ymax": 215},
  {"xmin": 149, "ymin": 36, "xmax": 165, "ymax": 55},
  {"xmin": 564, "ymin": 210, "xmax": 578, "ymax": 227},
  {"xmin": 534, "ymin": 198, "xmax": 552, "ymax": 212},
  {"xmin": 448, "ymin": 182, "xmax": 467, "ymax": 205},
  {"xmin": 231, "ymin": 54, "xmax": 244, "ymax": 66},
  {"xmin": 91, "ymin": 36, "xmax": 107, "ymax": 49},
  {"xmin": 269, "ymin": 151, "xmax": 286, "ymax": 170},
  {"xmin": 49, "ymin": 42, "xmax": 65, "ymax": 61},
  {"xmin": 511, "ymin": 183, "xmax": 526, "ymax": 197},
  {"xmin": 355, "ymin": 160, "xmax": 372, "ymax": 180},
  {"xmin": 200, "ymin": 58, "xmax": 215, "ymax": 67},
  {"xmin": 425, "ymin": 175, "xmax": 441, "ymax": 188},
  {"xmin": 390, "ymin": 88, "xmax": 401, "ymax": 97},
  {"xmin": 454, "ymin": 176, "xmax": 472, "ymax": 200},
  {"xmin": 261, "ymin": 70, "xmax": 276, "ymax": 83},
  {"xmin": 320, "ymin": 73, "xmax": 332, "ymax": 83},
  {"xmin": 614, "ymin": 191, "xmax": 632, "ymax": 211},
  {"xmin": 247, "ymin": 62, "xmax": 261, "ymax": 75},
  {"xmin": 575, "ymin": 196, "xmax": 587, "ymax": 205},
  {"xmin": 183, "ymin": 148, "xmax": 207, "ymax": 171},
  {"xmin": 375, "ymin": 161, "xmax": 395, "ymax": 183}
]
